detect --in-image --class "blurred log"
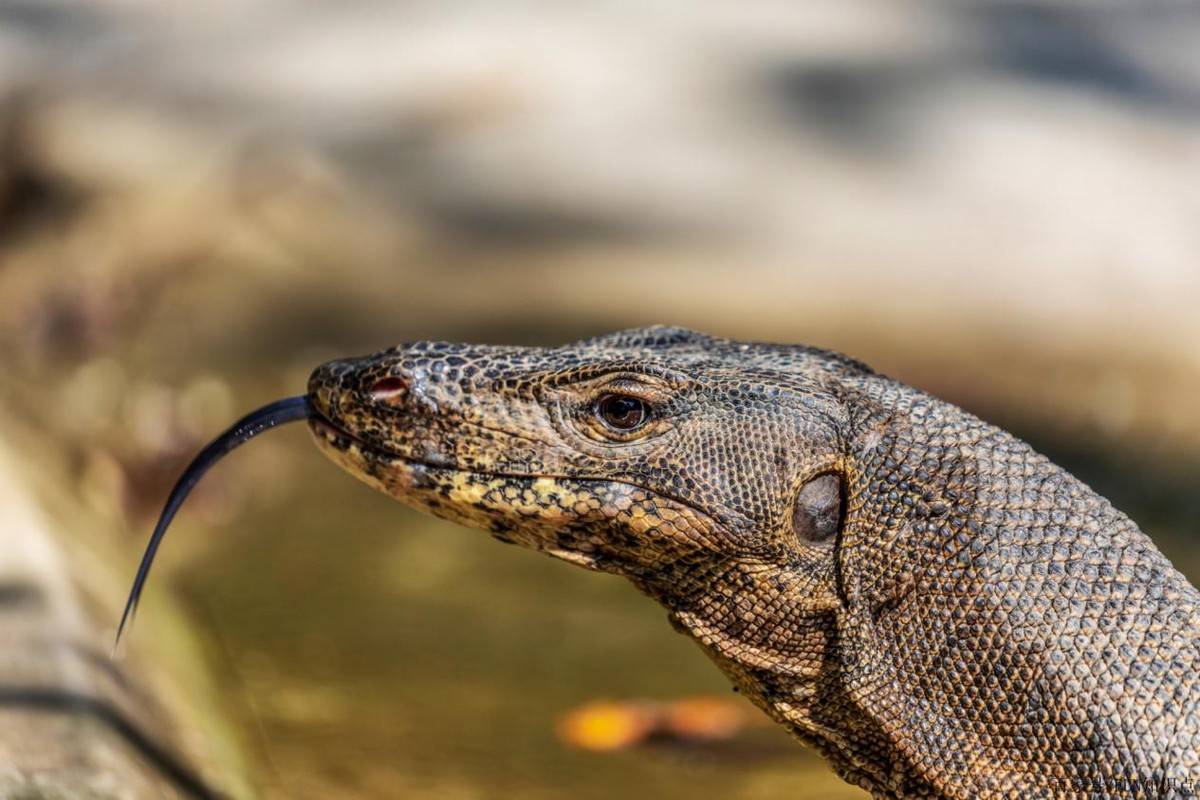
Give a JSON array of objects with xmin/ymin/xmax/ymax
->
[{"xmin": 0, "ymin": 446, "xmax": 224, "ymax": 799}]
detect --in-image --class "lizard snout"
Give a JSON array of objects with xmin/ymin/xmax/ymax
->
[
  {"xmin": 307, "ymin": 349, "xmax": 478, "ymax": 465},
  {"xmin": 308, "ymin": 354, "xmax": 413, "ymax": 423},
  {"xmin": 307, "ymin": 356, "xmax": 362, "ymax": 421}
]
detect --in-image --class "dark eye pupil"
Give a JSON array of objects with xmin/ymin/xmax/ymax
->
[{"xmin": 597, "ymin": 394, "xmax": 648, "ymax": 430}]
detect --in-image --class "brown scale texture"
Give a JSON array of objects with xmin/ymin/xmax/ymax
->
[{"xmin": 306, "ymin": 326, "xmax": 1200, "ymax": 799}]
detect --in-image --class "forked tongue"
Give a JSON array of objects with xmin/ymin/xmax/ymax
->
[{"xmin": 115, "ymin": 395, "xmax": 314, "ymax": 647}]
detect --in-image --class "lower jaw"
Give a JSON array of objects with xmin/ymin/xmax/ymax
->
[
  {"xmin": 309, "ymin": 420, "xmax": 564, "ymax": 525},
  {"xmin": 305, "ymin": 417, "xmax": 716, "ymax": 578},
  {"xmin": 309, "ymin": 427, "xmax": 615, "ymax": 575}
]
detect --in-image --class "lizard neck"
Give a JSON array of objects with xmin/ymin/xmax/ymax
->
[
  {"xmin": 660, "ymin": 602, "xmax": 922, "ymax": 797},
  {"xmin": 829, "ymin": 386, "xmax": 1200, "ymax": 797},
  {"xmin": 663, "ymin": 385, "xmax": 1200, "ymax": 798}
]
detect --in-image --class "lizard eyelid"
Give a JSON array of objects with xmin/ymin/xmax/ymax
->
[{"xmin": 553, "ymin": 381, "xmax": 673, "ymax": 445}]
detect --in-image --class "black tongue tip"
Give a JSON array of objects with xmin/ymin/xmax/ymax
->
[{"xmin": 115, "ymin": 395, "xmax": 314, "ymax": 649}]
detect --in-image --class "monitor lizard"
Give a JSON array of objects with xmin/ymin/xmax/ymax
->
[{"xmin": 128, "ymin": 326, "xmax": 1200, "ymax": 798}]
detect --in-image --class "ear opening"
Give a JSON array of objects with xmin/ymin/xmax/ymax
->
[{"xmin": 791, "ymin": 472, "xmax": 844, "ymax": 546}]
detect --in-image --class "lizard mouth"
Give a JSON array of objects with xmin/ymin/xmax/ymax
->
[
  {"xmin": 308, "ymin": 413, "xmax": 376, "ymax": 455},
  {"xmin": 307, "ymin": 411, "xmax": 457, "ymax": 471},
  {"xmin": 306, "ymin": 410, "xmax": 617, "ymax": 570}
]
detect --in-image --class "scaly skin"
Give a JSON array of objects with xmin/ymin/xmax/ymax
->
[{"xmin": 306, "ymin": 326, "xmax": 1200, "ymax": 799}]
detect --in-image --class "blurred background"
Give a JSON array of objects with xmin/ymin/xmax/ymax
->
[{"xmin": 1, "ymin": 1, "xmax": 1198, "ymax": 797}]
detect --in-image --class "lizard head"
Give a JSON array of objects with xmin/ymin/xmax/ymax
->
[{"xmin": 307, "ymin": 326, "xmax": 881, "ymax": 686}]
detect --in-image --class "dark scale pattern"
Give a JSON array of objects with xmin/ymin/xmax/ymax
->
[{"xmin": 306, "ymin": 326, "xmax": 1200, "ymax": 799}]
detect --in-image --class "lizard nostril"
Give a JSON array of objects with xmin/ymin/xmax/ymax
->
[{"xmin": 368, "ymin": 376, "xmax": 408, "ymax": 403}]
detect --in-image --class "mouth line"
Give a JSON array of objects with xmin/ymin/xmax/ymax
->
[
  {"xmin": 309, "ymin": 413, "xmax": 378, "ymax": 454},
  {"xmin": 308, "ymin": 411, "xmax": 732, "ymax": 531},
  {"xmin": 310, "ymin": 412, "xmax": 566, "ymax": 483},
  {"xmin": 311, "ymin": 412, "xmax": 512, "ymax": 476}
]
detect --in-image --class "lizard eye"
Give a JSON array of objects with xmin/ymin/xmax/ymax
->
[{"xmin": 595, "ymin": 394, "xmax": 650, "ymax": 431}]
